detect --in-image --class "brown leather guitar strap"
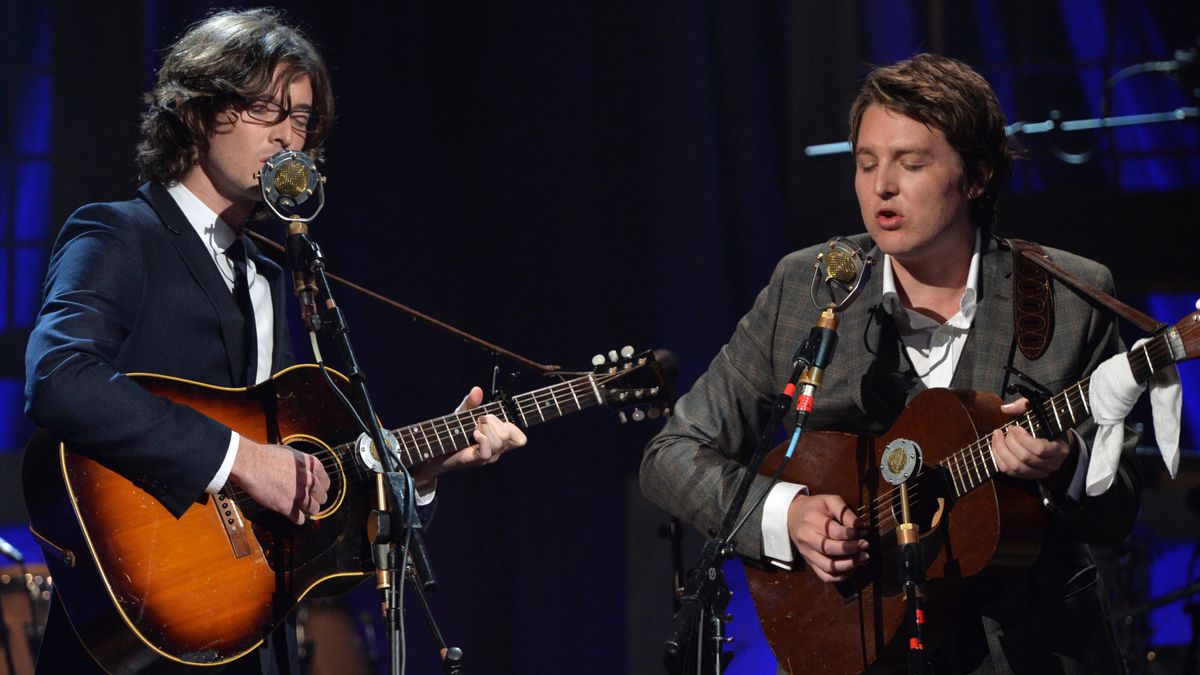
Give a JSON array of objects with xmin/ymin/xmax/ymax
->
[
  {"xmin": 1008, "ymin": 239, "xmax": 1055, "ymax": 360},
  {"xmin": 1008, "ymin": 238, "xmax": 1166, "ymax": 361},
  {"xmin": 244, "ymin": 229, "xmax": 562, "ymax": 374}
]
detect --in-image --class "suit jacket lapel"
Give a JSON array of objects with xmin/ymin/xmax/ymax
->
[
  {"xmin": 139, "ymin": 182, "xmax": 244, "ymax": 386},
  {"xmin": 951, "ymin": 236, "xmax": 1014, "ymax": 394}
]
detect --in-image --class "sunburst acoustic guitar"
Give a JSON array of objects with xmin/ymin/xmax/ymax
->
[{"xmin": 23, "ymin": 349, "xmax": 669, "ymax": 674}]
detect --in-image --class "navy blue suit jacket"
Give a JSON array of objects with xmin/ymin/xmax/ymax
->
[{"xmin": 25, "ymin": 182, "xmax": 294, "ymax": 517}]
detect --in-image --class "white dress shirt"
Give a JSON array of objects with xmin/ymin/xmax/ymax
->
[{"xmin": 165, "ymin": 183, "xmax": 274, "ymax": 493}]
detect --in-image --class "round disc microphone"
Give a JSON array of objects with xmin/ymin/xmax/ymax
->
[
  {"xmin": 823, "ymin": 248, "xmax": 859, "ymax": 285},
  {"xmin": 810, "ymin": 237, "xmax": 875, "ymax": 312},
  {"xmin": 256, "ymin": 149, "xmax": 326, "ymax": 222}
]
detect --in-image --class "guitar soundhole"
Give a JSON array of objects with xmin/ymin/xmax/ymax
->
[
  {"xmin": 282, "ymin": 435, "xmax": 347, "ymax": 519},
  {"xmin": 880, "ymin": 468, "xmax": 952, "ymax": 536}
]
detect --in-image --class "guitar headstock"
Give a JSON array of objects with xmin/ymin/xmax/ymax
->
[
  {"xmin": 1170, "ymin": 305, "xmax": 1200, "ymax": 362},
  {"xmin": 591, "ymin": 346, "xmax": 674, "ymax": 422}
]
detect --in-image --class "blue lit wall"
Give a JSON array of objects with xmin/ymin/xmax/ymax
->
[
  {"xmin": 1059, "ymin": 0, "xmax": 1200, "ymax": 191},
  {"xmin": 1, "ymin": 4, "xmax": 49, "ymax": 452},
  {"xmin": 0, "ymin": 3, "xmax": 50, "ymax": 566}
]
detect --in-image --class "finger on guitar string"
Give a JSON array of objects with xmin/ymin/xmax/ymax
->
[
  {"xmin": 230, "ymin": 437, "xmax": 332, "ymax": 525},
  {"xmin": 788, "ymin": 494, "xmax": 871, "ymax": 583}
]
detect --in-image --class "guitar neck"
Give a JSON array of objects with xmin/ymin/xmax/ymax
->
[
  {"xmin": 944, "ymin": 326, "xmax": 1186, "ymax": 498},
  {"xmin": 387, "ymin": 373, "xmax": 606, "ymax": 467}
]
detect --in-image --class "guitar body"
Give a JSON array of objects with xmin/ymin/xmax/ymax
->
[
  {"xmin": 23, "ymin": 365, "xmax": 374, "ymax": 674},
  {"xmin": 745, "ymin": 388, "xmax": 1045, "ymax": 675}
]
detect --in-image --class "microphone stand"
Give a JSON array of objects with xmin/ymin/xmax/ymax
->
[
  {"xmin": 292, "ymin": 226, "xmax": 449, "ymax": 675},
  {"xmin": 664, "ymin": 308, "xmax": 839, "ymax": 675},
  {"xmin": 894, "ymin": 484, "xmax": 929, "ymax": 675},
  {"xmin": 261, "ymin": 151, "xmax": 463, "ymax": 675}
]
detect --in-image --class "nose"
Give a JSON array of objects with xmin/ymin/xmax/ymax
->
[
  {"xmin": 873, "ymin": 164, "xmax": 897, "ymax": 199},
  {"xmin": 272, "ymin": 118, "xmax": 298, "ymax": 149}
]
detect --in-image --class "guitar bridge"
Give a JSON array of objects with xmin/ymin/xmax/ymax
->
[{"xmin": 215, "ymin": 492, "xmax": 253, "ymax": 558}]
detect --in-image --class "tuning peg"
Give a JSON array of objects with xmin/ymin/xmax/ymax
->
[
  {"xmin": 620, "ymin": 345, "xmax": 634, "ymax": 359},
  {"xmin": 617, "ymin": 411, "xmax": 628, "ymax": 424},
  {"xmin": 592, "ymin": 354, "xmax": 605, "ymax": 367},
  {"xmin": 631, "ymin": 408, "xmax": 646, "ymax": 422},
  {"xmin": 648, "ymin": 407, "xmax": 661, "ymax": 419},
  {"xmin": 608, "ymin": 349, "xmax": 619, "ymax": 363}
]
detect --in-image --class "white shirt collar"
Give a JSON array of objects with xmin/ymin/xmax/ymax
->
[
  {"xmin": 165, "ymin": 182, "xmax": 240, "ymax": 253},
  {"xmin": 880, "ymin": 228, "xmax": 981, "ymax": 330}
]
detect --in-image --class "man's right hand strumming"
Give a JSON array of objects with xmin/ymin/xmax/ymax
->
[
  {"xmin": 787, "ymin": 493, "xmax": 870, "ymax": 583},
  {"xmin": 230, "ymin": 437, "xmax": 331, "ymax": 524}
]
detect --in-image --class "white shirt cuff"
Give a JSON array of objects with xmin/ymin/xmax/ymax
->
[
  {"xmin": 415, "ymin": 478, "xmax": 437, "ymax": 506},
  {"xmin": 206, "ymin": 430, "xmax": 240, "ymax": 493},
  {"xmin": 762, "ymin": 481, "xmax": 808, "ymax": 569}
]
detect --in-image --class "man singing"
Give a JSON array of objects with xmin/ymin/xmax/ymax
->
[
  {"xmin": 642, "ymin": 54, "xmax": 1139, "ymax": 673},
  {"xmin": 25, "ymin": 8, "xmax": 526, "ymax": 674}
]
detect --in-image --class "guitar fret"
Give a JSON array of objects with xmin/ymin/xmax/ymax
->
[
  {"xmin": 587, "ymin": 374, "xmax": 604, "ymax": 405},
  {"xmin": 399, "ymin": 427, "xmax": 418, "ymax": 463},
  {"xmin": 416, "ymin": 425, "xmax": 433, "ymax": 460},
  {"xmin": 1024, "ymin": 416, "xmax": 1037, "ymax": 436},
  {"xmin": 551, "ymin": 389, "xmax": 564, "ymax": 417},
  {"xmin": 429, "ymin": 421, "xmax": 447, "ymax": 455},
  {"xmin": 1141, "ymin": 342, "xmax": 1155, "ymax": 375},
  {"xmin": 390, "ymin": 433, "xmax": 413, "ymax": 468},
  {"xmin": 964, "ymin": 450, "xmax": 979, "ymax": 488},
  {"xmin": 494, "ymin": 402, "xmax": 511, "ymax": 425},
  {"xmin": 1048, "ymin": 397, "xmax": 1063, "ymax": 435},
  {"xmin": 567, "ymin": 381, "xmax": 582, "ymax": 411},
  {"xmin": 947, "ymin": 455, "xmax": 963, "ymax": 497},
  {"xmin": 450, "ymin": 414, "xmax": 467, "ymax": 446},
  {"xmin": 1063, "ymin": 390, "xmax": 1075, "ymax": 423}
]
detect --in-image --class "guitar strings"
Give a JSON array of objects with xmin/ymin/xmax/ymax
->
[
  {"xmin": 852, "ymin": 376, "xmax": 1097, "ymax": 536},
  {"xmin": 219, "ymin": 366, "xmax": 645, "ymax": 508}
]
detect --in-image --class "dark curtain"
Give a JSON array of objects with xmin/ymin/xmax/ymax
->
[{"xmin": 29, "ymin": 1, "xmax": 1200, "ymax": 673}]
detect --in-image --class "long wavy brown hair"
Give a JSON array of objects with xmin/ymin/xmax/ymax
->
[{"xmin": 135, "ymin": 8, "xmax": 335, "ymax": 185}]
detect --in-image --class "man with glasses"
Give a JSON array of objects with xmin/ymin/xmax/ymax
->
[{"xmin": 24, "ymin": 8, "xmax": 526, "ymax": 674}]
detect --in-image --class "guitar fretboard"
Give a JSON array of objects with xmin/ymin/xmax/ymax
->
[
  {"xmin": 940, "ymin": 325, "xmax": 1187, "ymax": 499},
  {"xmin": 386, "ymin": 373, "xmax": 606, "ymax": 466}
]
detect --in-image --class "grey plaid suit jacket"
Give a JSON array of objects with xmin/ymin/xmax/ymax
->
[{"xmin": 641, "ymin": 232, "xmax": 1139, "ymax": 673}]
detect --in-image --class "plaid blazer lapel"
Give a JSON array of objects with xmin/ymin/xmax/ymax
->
[
  {"xmin": 837, "ymin": 241, "xmax": 888, "ymax": 418},
  {"xmin": 952, "ymin": 237, "xmax": 1014, "ymax": 393}
]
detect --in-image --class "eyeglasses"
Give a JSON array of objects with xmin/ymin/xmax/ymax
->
[{"xmin": 240, "ymin": 99, "xmax": 320, "ymax": 135}]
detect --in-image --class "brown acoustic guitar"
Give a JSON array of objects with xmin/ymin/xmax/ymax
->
[
  {"xmin": 22, "ymin": 349, "xmax": 669, "ymax": 674},
  {"xmin": 745, "ymin": 309, "xmax": 1200, "ymax": 675}
]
